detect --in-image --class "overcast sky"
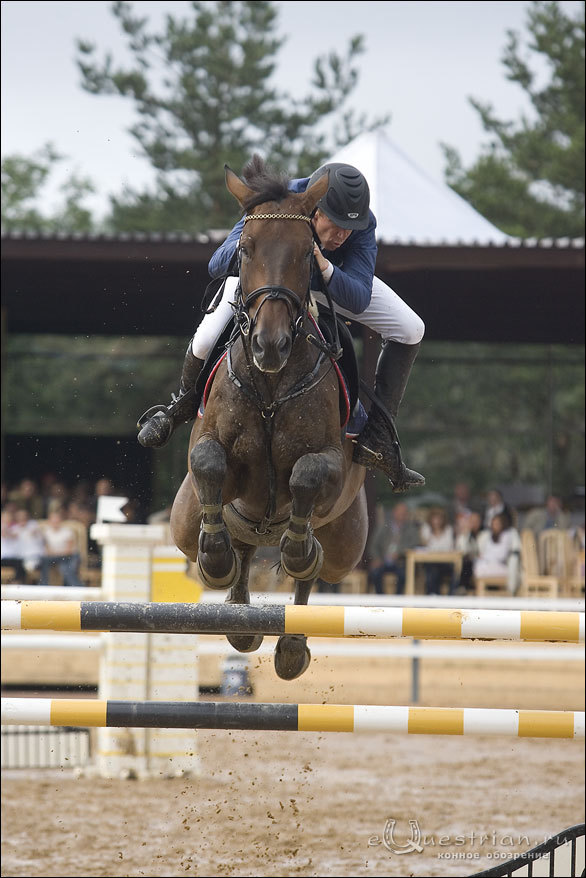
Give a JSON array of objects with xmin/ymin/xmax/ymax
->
[{"xmin": 1, "ymin": 0, "xmax": 582, "ymax": 218}]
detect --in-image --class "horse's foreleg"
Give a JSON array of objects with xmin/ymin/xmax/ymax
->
[
  {"xmin": 190, "ymin": 437, "xmax": 240, "ymax": 590},
  {"xmin": 279, "ymin": 448, "xmax": 343, "ymax": 584},
  {"xmin": 275, "ymin": 448, "xmax": 343, "ymax": 681}
]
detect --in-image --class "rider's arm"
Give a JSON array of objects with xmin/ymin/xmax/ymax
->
[
  {"xmin": 319, "ymin": 215, "xmax": 378, "ymax": 314},
  {"xmin": 208, "ymin": 217, "xmax": 245, "ymax": 278}
]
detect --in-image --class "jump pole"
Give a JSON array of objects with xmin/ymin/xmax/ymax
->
[
  {"xmin": 2, "ymin": 601, "xmax": 584, "ymax": 642},
  {"xmin": 1, "ymin": 699, "xmax": 583, "ymax": 739}
]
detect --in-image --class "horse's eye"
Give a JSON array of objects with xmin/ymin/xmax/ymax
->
[
  {"xmin": 305, "ymin": 248, "xmax": 313, "ymax": 260},
  {"xmin": 240, "ymin": 245, "xmax": 251, "ymax": 260}
]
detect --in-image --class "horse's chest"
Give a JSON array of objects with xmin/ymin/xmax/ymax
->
[{"xmin": 222, "ymin": 402, "xmax": 327, "ymax": 469}]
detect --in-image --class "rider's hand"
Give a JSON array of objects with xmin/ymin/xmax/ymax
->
[{"xmin": 313, "ymin": 242, "xmax": 330, "ymax": 273}]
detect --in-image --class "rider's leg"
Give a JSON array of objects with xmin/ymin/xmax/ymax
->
[
  {"xmin": 137, "ymin": 279, "xmax": 239, "ymax": 448},
  {"xmin": 312, "ymin": 276, "xmax": 425, "ymax": 491}
]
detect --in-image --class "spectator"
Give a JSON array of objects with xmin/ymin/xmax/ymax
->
[
  {"xmin": 40, "ymin": 507, "xmax": 84, "ymax": 587},
  {"xmin": 449, "ymin": 482, "xmax": 473, "ymax": 525},
  {"xmin": 366, "ymin": 502, "xmax": 420, "ymax": 594},
  {"xmin": 8, "ymin": 478, "xmax": 44, "ymax": 520},
  {"xmin": 482, "ymin": 489, "xmax": 513, "ymax": 530},
  {"xmin": 1, "ymin": 508, "xmax": 26, "ymax": 582},
  {"xmin": 43, "ymin": 481, "xmax": 71, "ymax": 518},
  {"xmin": 523, "ymin": 494, "xmax": 571, "ymax": 535},
  {"xmin": 419, "ymin": 507, "xmax": 456, "ymax": 594},
  {"xmin": 13, "ymin": 507, "xmax": 45, "ymax": 580},
  {"xmin": 455, "ymin": 511, "xmax": 485, "ymax": 593},
  {"xmin": 474, "ymin": 510, "xmax": 521, "ymax": 593}
]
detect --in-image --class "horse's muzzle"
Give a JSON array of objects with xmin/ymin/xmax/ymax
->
[{"xmin": 251, "ymin": 330, "xmax": 292, "ymax": 373}]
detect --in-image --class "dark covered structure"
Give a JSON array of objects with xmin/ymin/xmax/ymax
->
[
  {"xmin": 1, "ymin": 233, "xmax": 584, "ymax": 510},
  {"xmin": 2, "ymin": 233, "xmax": 584, "ymax": 343}
]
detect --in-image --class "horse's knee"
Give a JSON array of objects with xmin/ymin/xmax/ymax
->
[
  {"xmin": 190, "ymin": 439, "xmax": 227, "ymax": 499},
  {"xmin": 290, "ymin": 452, "xmax": 342, "ymax": 511}
]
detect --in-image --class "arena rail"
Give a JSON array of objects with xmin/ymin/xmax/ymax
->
[{"xmin": 2, "ymin": 601, "xmax": 584, "ymax": 642}]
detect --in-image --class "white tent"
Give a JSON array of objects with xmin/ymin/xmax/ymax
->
[{"xmin": 327, "ymin": 129, "xmax": 510, "ymax": 245}]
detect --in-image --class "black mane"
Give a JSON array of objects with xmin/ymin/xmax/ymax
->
[{"xmin": 241, "ymin": 155, "xmax": 291, "ymax": 212}]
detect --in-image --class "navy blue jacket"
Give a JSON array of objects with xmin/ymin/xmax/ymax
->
[{"xmin": 208, "ymin": 177, "xmax": 378, "ymax": 314}]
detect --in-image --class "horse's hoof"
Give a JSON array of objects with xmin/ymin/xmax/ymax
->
[
  {"xmin": 280, "ymin": 536, "xmax": 324, "ymax": 582},
  {"xmin": 226, "ymin": 633, "xmax": 264, "ymax": 653},
  {"xmin": 196, "ymin": 548, "xmax": 241, "ymax": 590},
  {"xmin": 274, "ymin": 635, "xmax": 311, "ymax": 680}
]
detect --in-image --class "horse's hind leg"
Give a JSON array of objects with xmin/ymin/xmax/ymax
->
[
  {"xmin": 273, "ymin": 576, "xmax": 314, "ymax": 680},
  {"xmin": 190, "ymin": 437, "xmax": 241, "ymax": 590},
  {"xmin": 225, "ymin": 541, "xmax": 263, "ymax": 654}
]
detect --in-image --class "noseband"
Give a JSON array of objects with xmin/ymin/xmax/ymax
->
[{"xmin": 233, "ymin": 212, "xmax": 313, "ymax": 339}]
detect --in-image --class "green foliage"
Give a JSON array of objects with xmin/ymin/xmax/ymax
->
[
  {"xmin": 76, "ymin": 0, "xmax": 387, "ymax": 233},
  {"xmin": 4, "ymin": 336, "xmax": 584, "ymax": 508},
  {"xmin": 1, "ymin": 143, "xmax": 97, "ymax": 234},
  {"xmin": 392, "ymin": 342, "xmax": 585, "ymax": 502},
  {"xmin": 443, "ymin": 1, "xmax": 585, "ymax": 238}
]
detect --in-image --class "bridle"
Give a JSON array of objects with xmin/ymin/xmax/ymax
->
[
  {"xmin": 232, "ymin": 212, "xmax": 313, "ymax": 342},
  {"xmin": 231, "ymin": 212, "xmax": 342, "ymax": 361}
]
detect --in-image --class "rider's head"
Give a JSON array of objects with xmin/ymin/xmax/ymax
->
[{"xmin": 308, "ymin": 163, "xmax": 370, "ymax": 232}]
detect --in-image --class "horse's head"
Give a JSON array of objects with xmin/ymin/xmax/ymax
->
[{"xmin": 225, "ymin": 158, "xmax": 329, "ymax": 374}]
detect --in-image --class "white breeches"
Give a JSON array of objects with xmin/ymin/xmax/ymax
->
[{"xmin": 191, "ymin": 275, "xmax": 425, "ymax": 359}]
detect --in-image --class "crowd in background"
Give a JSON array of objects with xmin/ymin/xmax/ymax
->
[
  {"xmin": 1, "ymin": 474, "xmax": 584, "ymax": 593},
  {"xmin": 366, "ymin": 484, "xmax": 585, "ymax": 596},
  {"xmin": 0, "ymin": 474, "xmax": 139, "ymax": 586}
]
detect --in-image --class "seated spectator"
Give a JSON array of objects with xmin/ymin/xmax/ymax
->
[
  {"xmin": 482, "ymin": 489, "xmax": 513, "ymax": 530},
  {"xmin": 455, "ymin": 510, "xmax": 485, "ymax": 592},
  {"xmin": 523, "ymin": 494, "xmax": 571, "ymax": 534},
  {"xmin": 8, "ymin": 478, "xmax": 45, "ymax": 520},
  {"xmin": 40, "ymin": 507, "xmax": 84, "ymax": 588},
  {"xmin": 449, "ymin": 482, "xmax": 473, "ymax": 526},
  {"xmin": 13, "ymin": 507, "xmax": 45, "ymax": 580},
  {"xmin": 43, "ymin": 480, "xmax": 71, "ymax": 518},
  {"xmin": 419, "ymin": 507, "xmax": 456, "ymax": 594},
  {"xmin": 366, "ymin": 502, "xmax": 420, "ymax": 595},
  {"xmin": 474, "ymin": 510, "xmax": 521, "ymax": 593},
  {"xmin": 1, "ymin": 508, "xmax": 26, "ymax": 582}
]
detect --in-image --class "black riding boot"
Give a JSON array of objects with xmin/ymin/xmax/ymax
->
[
  {"xmin": 137, "ymin": 345, "xmax": 204, "ymax": 448},
  {"xmin": 353, "ymin": 341, "xmax": 425, "ymax": 493}
]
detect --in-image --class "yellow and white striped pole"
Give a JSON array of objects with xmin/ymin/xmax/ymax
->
[
  {"xmin": 3, "ymin": 601, "xmax": 584, "ymax": 643},
  {"xmin": 1, "ymin": 699, "xmax": 583, "ymax": 739}
]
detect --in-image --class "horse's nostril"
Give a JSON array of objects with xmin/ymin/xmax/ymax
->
[{"xmin": 278, "ymin": 336, "xmax": 291, "ymax": 354}]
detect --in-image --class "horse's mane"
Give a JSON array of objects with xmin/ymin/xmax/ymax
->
[{"xmin": 240, "ymin": 155, "xmax": 291, "ymax": 212}]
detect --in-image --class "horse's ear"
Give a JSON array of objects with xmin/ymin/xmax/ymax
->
[
  {"xmin": 299, "ymin": 170, "xmax": 330, "ymax": 215},
  {"xmin": 225, "ymin": 165, "xmax": 255, "ymax": 208}
]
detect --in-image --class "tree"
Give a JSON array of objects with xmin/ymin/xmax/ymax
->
[
  {"xmin": 442, "ymin": 1, "xmax": 585, "ymax": 238},
  {"xmin": 1, "ymin": 143, "xmax": 97, "ymax": 235},
  {"xmin": 77, "ymin": 0, "xmax": 387, "ymax": 233}
]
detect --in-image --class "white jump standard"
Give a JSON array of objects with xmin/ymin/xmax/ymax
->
[{"xmin": 2, "ymin": 601, "xmax": 584, "ymax": 642}]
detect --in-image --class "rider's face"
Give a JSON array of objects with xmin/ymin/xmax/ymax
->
[{"xmin": 312, "ymin": 210, "xmax": 353, "ymax": 251}]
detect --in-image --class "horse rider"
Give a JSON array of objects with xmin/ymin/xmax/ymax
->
[{"xmin": 137, "ymin": 163, "xmax": 425, "ymax": 492}]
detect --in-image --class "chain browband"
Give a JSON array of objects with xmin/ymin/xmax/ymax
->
[{"xmin": 243, "ymin": 213, "xmax": 312, "ymax": 224}]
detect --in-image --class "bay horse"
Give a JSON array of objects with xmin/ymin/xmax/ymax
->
[{"xmin": 170, "ymin": 157, "xmax": 368, "ymax": 680}]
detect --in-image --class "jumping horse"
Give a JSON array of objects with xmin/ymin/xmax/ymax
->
[{"xmin": 170, "ymin": 157, "xmax": 368, "ymax": 680}]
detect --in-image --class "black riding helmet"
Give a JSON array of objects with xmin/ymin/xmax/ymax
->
[{"xmin": 307, "ymin": 163, "xmax": 370, "ymax": 230}]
